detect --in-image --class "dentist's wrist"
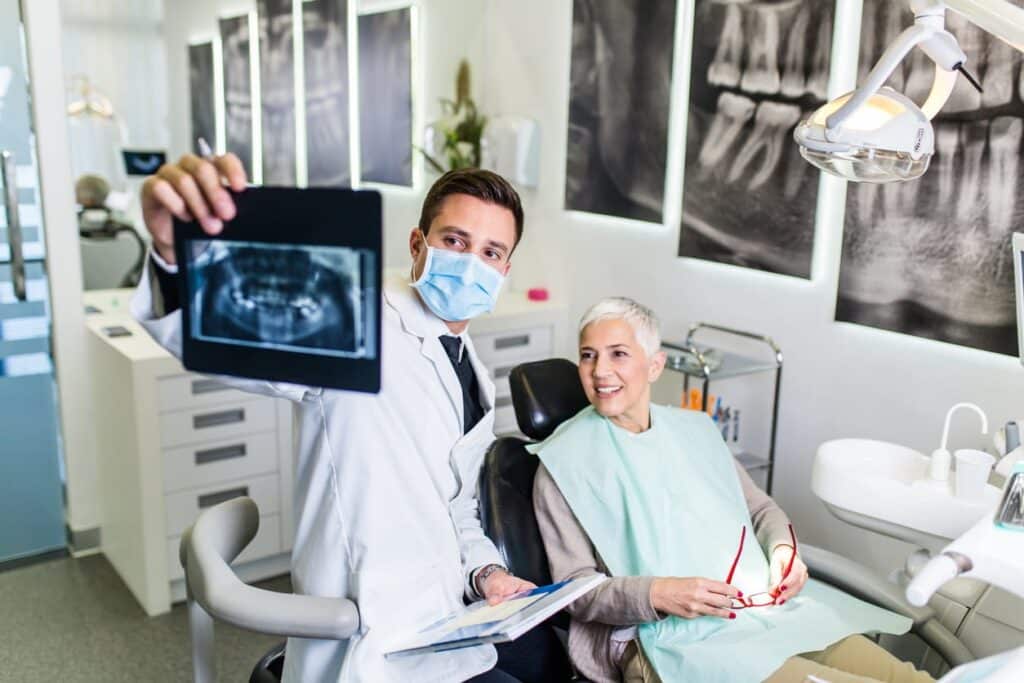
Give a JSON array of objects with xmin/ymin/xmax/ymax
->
[{"xmin": 473, "ymin": 563, "xmax": 507, "ymax": 597}]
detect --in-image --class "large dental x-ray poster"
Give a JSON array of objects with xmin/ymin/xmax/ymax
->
[
  {"xmin": 188, "ymin": 42, "xmax": 216, "ymax": 157},
  {"xmin": 303, "ymin": 0, "xmax": 350, "ymax": 187},
  {"xmin": 564, "ymin": 0, "xmax": 677, "ymax": 223},
  {"xmin": 258, "ymin": 0, "xmax": 297, "ymax": 185},
  {"xmin": 220, "ymin": 15, "xmax": 254, "ymax": 175},
  {"xmin": 678, "ymin": 0, "xmax": 833, "ymax": 279},
  {"xmin": 837, "ymin": 0, "xmax": 1021, "ymax": 355},
  {"xmin": 358, "ymin": 7, "xmax": 413, "ymax": 187}
]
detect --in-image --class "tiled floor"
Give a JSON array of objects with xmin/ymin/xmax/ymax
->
[{"xmin": 0, "ymin": 553, "xmax": 289, "ymax": 682}]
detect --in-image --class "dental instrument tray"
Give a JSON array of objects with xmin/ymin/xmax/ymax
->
[
  {"xmin": 662, "ymin": 323, "xmax": 783, "ymax": 493},
  {"xmin": 174, "ymin": 186, "xmax": 383, "ymax": 393}
]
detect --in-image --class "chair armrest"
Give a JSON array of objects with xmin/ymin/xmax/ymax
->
[
  {"xmin": 801, "ymin": 544, "xmax": 934, "ymax": 625},
  {"xmin": 801, "ymin": 544, "xmax": 974, "ymax": 668},
  {"xmin": 183, "ymin": 497, "xmax": 360, "ymax": 640}
]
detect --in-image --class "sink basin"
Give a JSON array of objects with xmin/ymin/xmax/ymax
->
[{"xmin": 812, "ymin": 439, "xmax": 1002, "ymax": 550}]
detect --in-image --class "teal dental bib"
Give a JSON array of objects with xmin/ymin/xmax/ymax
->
[{"xmin": 530, "ymin": 404, "xmax": 910, "ymax": 682}]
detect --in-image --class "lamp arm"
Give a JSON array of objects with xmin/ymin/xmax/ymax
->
[{"xmin": 826, "ymin": 24, "xmax": 932, "ymax": 132}]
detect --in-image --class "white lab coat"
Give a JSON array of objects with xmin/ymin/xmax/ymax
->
[{"xmin": 132, "ymin": 265, "xmax": 505, "ymax": 683}]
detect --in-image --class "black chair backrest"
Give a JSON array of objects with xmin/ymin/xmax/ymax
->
[
  {"xmin": 480, "ymin": 359, "xmax": 589, "ymax": 584},
  {"xmin": 510, "ymin": 359, "xmax": 589, "ymax": 441}
]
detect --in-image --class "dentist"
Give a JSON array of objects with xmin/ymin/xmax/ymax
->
[{"xmin": 134, "ymin": 155, "xmax": 535, "ymax": 683}]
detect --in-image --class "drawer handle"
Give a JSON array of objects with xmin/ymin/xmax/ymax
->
[
  {"xmin": 192, "ymin": 378, "xmax": 230, "ymax": 395},
  {"xmin": 195, "ymin": 443, "xmax": 247, "ymax": 465},
  {"xmin": 198, "ymin": 486, "xmax": 249, "ymax": 509},
  {"xmin": 193, "ymin": 408, "xmax": 245, "ymax": 429},
  {"xmin": 496, "ymin": 395, "xmax": 513, "ymax": 408},
  {"xmin": 494, "ymin": 365, "xmax": 514, "ymax": 379},
  {"xmin": 494, "ymin": 334, "xmax": 530, "ymax": 350}
]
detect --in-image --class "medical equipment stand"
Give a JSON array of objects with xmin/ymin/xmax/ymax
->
[{"xmin": 662, "ymin": 323, "xmax": 783, "ymax": 494}]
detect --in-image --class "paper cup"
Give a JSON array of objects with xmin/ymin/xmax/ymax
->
[{"xmin": 955, "ymin": 449, "xmax": 996, "ymax": 500}]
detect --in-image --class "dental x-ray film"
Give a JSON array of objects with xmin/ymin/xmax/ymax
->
[{"xmin": 175, "ymin": 187, "xmax": 382, "ymax": 393}]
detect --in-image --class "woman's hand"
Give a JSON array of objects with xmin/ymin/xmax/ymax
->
[
  {"xmin": 480, "ymin": 569, "xmax": 537, "ymax": 605},
  {"xmin": 651, "ymin": 577, "xmax": 739, "ymax": 619},
  {"xmin": 769, "ymin": 546, "xmax": 808, "ymax": 604}
]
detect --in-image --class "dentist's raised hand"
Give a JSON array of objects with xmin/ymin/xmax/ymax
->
[{"xmin": 140, "ymin": 153, "xmax": 247, "ymax": 264}]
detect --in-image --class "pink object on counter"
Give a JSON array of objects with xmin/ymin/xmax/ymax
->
[{"xmin": 527, "ymin": 288, "xmax": 549, "ymax": 302}]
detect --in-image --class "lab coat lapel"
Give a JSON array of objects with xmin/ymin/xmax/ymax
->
[
  {"xmin": 463, "ymin": 334, "xmax": 494, "ymax": 414},
  {"xmin": 383, "ymin": 275, "xmax": 464, "ymax": 431}
]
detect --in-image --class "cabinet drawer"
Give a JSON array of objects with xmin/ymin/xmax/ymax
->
[
  {"xmin": 168, "ymin": 514, "xmax": 282, "ymax": 581},
  {"xmin": 163, "ymin": 431, "xmax": 278, "ymax": 494},
  {"xmin": 472, "ymin": 326, "xmax": 552, "ymax": 365},
  {"xmin": 164, "ymin": 473, "xmax": 280, "ymax": 538},
  {"xmin": 158, "ymin": 373, "xmax": 256, "ymax": 413},
  {"xmin": 491, "ymin": 361, "xmax": 518, "ymax": 398},
  {"xmin": 494, "ymin": 396, "xmax": 518, "ymax": 435},
  {"xmin": 159, "ymin": 398, "xmax": 276, "ymax": 449}
]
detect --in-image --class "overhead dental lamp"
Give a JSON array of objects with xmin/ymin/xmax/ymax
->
[{"xmin": 794, "ymin": 0, "xmax": 1024, "ymax": 183}]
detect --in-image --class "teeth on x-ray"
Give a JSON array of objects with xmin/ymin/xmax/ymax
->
[
  {"xmin": 191, "ymin": 241, "xmax": 368, "ymax": 357},
  {"xmin": 739, "ymin": 6, "xmax": 781, "ymax": 95},
  {"xmin": 708, "ymin": 4, "xmax": 742, "ymax": 89},
  {"xmin": 988, "ymin": 117, "xmax": 1022, "ymax": 234},
  {"xmin": 726, "ymin": 101, "xmax": 801, "ymax": 190},
  {"xmin": 698, "ymin": 93, "xmax": 755, "ymax": 169},
  {"xmin": 680, "ymin": 0, "xmax": 833, "ymax": 279}
]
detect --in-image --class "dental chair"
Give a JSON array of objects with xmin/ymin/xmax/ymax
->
[
  {"xmin": 478, "ymin": 358, "xmax": 976, "ymax": 680},
  {"xmin": 181, "ymin": 358, "xmax": 974, "ymax": 683}
]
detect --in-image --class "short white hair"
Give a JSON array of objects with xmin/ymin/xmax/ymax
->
[{"xmin": 578, "ymin": 297, "xmax": 661, "ymax": 357}]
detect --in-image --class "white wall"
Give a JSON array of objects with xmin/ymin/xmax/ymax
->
[{"xmin": 480, "ymin": 0, "xmax": 1024, "ymax": 575}]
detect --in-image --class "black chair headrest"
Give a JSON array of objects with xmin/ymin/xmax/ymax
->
[{"xmin": 509, "ymin": 358, "xmax": 589, "ymax": 441}]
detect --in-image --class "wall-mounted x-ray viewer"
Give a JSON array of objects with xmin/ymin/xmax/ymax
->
[
  {"xmin": 174, "ymin": 187, "xmax": 382, "ymax": 393},
  {"xmin": 1014, "ymin": 232, "xmax": 1024, "ymax": 367},
  {"xmin": 122, "ymin": 149, "xmax": 167, "ymax": 176}
]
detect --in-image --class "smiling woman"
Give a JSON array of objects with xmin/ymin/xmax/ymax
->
[{"xmin": 576, "ymin": 297, "xmax": 666, "ymax": 434}]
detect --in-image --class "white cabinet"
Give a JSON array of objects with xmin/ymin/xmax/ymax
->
[
  {"xmin": 470, "ymin": 293, "xmax": 569, "ymax": 436},
  {"xmin": 85, "ymin": 310, "xmax": 293, "ymax": 617}
]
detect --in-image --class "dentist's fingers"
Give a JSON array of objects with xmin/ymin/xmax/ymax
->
[
  {"xmin": 213, "ymin": 152, "xmax": 248, "ymax": 192},
  {"xmin": 156, "ymin": 162, "xmax": 222, "ymax": 235},
  {"xmin": 179, "ymin": 153, "xmax": 237, "ymax": 222}
]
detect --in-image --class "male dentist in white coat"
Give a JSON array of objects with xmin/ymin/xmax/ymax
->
[{"xmin": 133, "ymin": 155, "xmax": 536, "ymax": 683}]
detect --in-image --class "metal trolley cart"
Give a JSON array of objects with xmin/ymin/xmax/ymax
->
[{"xmin": 662, "ymin": 323, "xmax": 783, "ymax": 494}]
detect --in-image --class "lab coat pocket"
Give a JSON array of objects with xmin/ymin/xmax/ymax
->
[{"xmin": 351, "ymin": 562, "xmax": 450, "ymax": 645}]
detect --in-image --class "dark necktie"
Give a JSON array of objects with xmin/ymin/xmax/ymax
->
[{"xmin": 439, "ymin": 335, "xmax": 485, "ymax": 434}]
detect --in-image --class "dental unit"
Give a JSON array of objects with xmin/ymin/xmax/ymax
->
[{"xmin": 795, "ymin": 0, "xmax": 1024, "ymax": 182}]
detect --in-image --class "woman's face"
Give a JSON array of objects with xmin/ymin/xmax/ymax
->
[{"xmin": 578, "ymin": 318, "xmax": 666, "ymax": 432}]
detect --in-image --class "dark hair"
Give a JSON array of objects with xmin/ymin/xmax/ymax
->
[{"xmin": 418, "ymin": 169, "xmax": 524, "ymax": 250}]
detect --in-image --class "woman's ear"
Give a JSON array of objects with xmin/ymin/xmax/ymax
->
[{"xmin": 649, "ymin": 350, "xmax": 667, "ymax": 383}]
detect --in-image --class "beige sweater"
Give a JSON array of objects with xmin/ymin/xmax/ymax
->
[{"xmin": 532, "ymin": 460, "xmax": 793, "ymax": 683}]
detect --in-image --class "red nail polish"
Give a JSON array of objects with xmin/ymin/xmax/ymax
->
[
  {"xmin": 778, "ymin": 599, "xmax": 786, "ymax": 605},
  {"xmin": 780, "ymin": 585, "xmax": 788, "ymax": 592},
  {"xmin": 729, "ymin": 612, "xmax": 736, "ymax": 619},
  {"xmin": 737, "ymin": 590, "xmax": 744, "ymax": 598}
]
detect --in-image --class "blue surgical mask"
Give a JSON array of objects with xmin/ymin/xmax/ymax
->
[{"xmin": 411, "ymin": 245, "xmax": 506, "ymax": 321}]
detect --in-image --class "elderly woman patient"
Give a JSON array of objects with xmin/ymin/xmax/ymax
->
[{"xmin": 530, "ymin": 298, "xmax": 935, "ymax": 683}]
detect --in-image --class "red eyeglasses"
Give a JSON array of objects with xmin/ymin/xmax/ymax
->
[{"xmin": 724, "ymin": 523, "xmax": 797, "ymax": 609}]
